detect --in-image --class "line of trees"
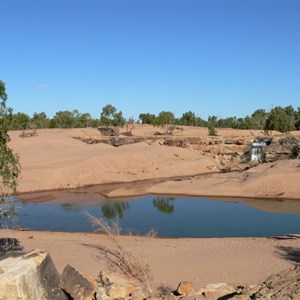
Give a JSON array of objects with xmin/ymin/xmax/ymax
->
[{"xmin": 7, "ymin": 105, "xmax": 300, "ymax": 133}]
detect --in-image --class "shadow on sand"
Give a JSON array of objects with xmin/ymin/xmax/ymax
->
[
  {"xmin": 0, "ymin": 238, "xmax": 24, "ymax": 260},
  {"xmin": 276, "ymin": 245, "xmax": 300, "ymax": 265}
]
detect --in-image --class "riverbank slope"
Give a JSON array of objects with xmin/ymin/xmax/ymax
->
[{"xmin": 9, "ymin": 126, "xmax": 300, "ymax": 199}]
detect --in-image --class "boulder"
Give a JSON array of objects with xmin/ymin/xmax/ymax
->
[
  {"xmin": 131, "ymin": 288, "xmax": 146, "ymax": 300},
  {"xmin": 230, "ymin": 285, "xmax": 260, "ymax": 300},
  {"xmin": 198, "ymin": 282, "xmax": 238, "ymax": 299},
  {"xmin": 60, "ymin": 264, "xmax": 97, "ymax": 300},
  {"xmin": 95, "ymin": 271, "xmax": 141, "ymax": 299},
  {"xmin": 0, "ymin": 248, "xmax": 67, "ymax": 300},
  {"xmin": 176, "ymin": 281, "xmax": 195, "ymax": 296}
]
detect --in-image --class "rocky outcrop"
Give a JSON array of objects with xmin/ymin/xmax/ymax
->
[
  {"xmin": 240, "ymin": 266, "xmax": 300, "ymax": 299},
  {"xmin": 265, "ymin": 136, "xmax": 300, "ymax": 162},
  {"xmin": 74, "ymin": 136, "xmax": 145, "ymax": 146},
  {"xmin": 73, "ymin": 135, "xmax": 250, "ymax": 168},
  {"xmin": 0, "ymin": 249, "xmax": 67, "ymax": 300},
  {"xmin": 74, "ymin": 133, "xmax": 299, "ymax": 170},
  {"xmin": 241, "ymin": 135, "xmax": 300, "ymax": 165}
]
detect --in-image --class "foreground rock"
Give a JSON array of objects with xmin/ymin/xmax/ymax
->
[
  {"xmin": 2, "ymin": 247, "xmax": 300, "ymax": 299},
  {"xmin": 198, "ymin": 282, "xmax": 239, "ymax": 299},
  {"xmin": 61, "ymin": 264, "xmax": 97, "ymax": 300},
  {"xmin": 0, "ymin": 249, "xmax": 67, "ymax": 300},
  {"xmin": 241, "ymin": 266, "xmax": 300, "ymax": 299},
  {"xmin": 95, "ymin": 271, "xmax": 146, "ymax": 300},
  {"xmin": 176, "ymin": 281, "xmax": 195, "ymax": 296},
  {"xmin": 191, "ymin": 266, "xmax": 300, "ymax": 299}
]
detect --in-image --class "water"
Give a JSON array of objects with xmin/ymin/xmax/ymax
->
[
  {"xmin": 250, "ymin": 147, "xmax": 264, "ymax": 162},
  {"xmin": 11, "ymin": 195, "xmax": 300, "ymax": 238}
]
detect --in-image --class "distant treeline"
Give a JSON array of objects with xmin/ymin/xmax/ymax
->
[{"xmin": 8, "ymin": 104, "xmax": 300, "ymax": 133}]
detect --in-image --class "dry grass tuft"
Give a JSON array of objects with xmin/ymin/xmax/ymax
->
[{"xmin": 86, "ymin": 213, "xmax": 154, "ymax": 294}]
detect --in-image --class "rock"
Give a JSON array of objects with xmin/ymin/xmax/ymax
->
[
  {"xmin": 95, "ymin": 271, "xmax": 140, "ymax": 299},
  {"xmin": 236, "ymin": 139, "xmax": 245, "ymax": 145},
  {"xmin": 111, "ymin": 137, "xmax": 145, "ymax": 147},
  {"xmin": 230, "ymin": 294, "xmax": 251, "ymax": 300},
  {"xmin": 60, "ymin": 264, "xmax": 97, "ymax": 300},
  {"xmin": 98, "ymin": 127, "xmax": 120, "ymax": 136},
  {"xmin": 230, "ymin": 266, "xmax": 300, "ymax": 299},
  {"xmin": 131, "ymin": 288, "xmax": 146, "ymax": 300},
  {"xmin": 249, "ymin": 160, "xmax": 259, "ymax": 167},
  {"xmin": 198, "ymin": 282, "xmax": 237, "ymax": 299},
  {"xmin": 164, "ymin": 295, "xmax": 178, "ymax": 300},
  {"xmin": 252, "ymin": 266, "xmax": 300, "ymax": 299},
  {"xmin": 0, "ymin": 248, "xmax": 67, "ymax": 300},
  {"xmin": 229, "ymin": 285, "xmax": 260, "ymax": 300},
  {"xmin": 176, "ymin": 281, "xmax": 195, "ymax": 296},
  {"xmin": 224, "ymin": 138, "xmax": 235, "ymax": 145},
  {"xmin": 94, "ymin": 287, "xmax": 110, "ymax": 300}
]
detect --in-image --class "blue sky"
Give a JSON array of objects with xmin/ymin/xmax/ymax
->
[{"xmin": 1, "ymin": 0, "xmax": 300, "ymax": 120}]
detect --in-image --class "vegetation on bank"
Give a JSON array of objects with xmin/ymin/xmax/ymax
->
[
  {"xmin": 0, "ymin": 80, "xmax": 20, "ymax": 221},
  {"xmin": 8, "ymin": 105, "xmax": 300, "ymax": 133}
]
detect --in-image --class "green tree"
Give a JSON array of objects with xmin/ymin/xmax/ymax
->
[
  {"xmin": 235, "ymin": 117, "xmax": 247, "ymax": 129},
  {"xmin": 217, "ymin": 117, "xmax": 237, "ymax": 128},
  {"xmin": 295, "ymin": 107, "xmax": 300, "ymax": 130},
  {"xmin": 284, "ymin": 105, "xmax": 297, "ymax": 129},
  {"xmin": 250, "ymin": 109, "xmax": 268, "ymax": 130},
  {"xmin": 10, "ymin": 112, "xmax": 31, "ymax": 130},
  {"xmin": 243, "ymin": 116, "xmax": 252, "ymax": 130},
  {"xmin": 49, "ymin": 118, "xmax": 57, "ymax": 128},
  {"xmin": 53, "ymin": 110, "xmax": 75, "ymax": 128},
  {"xmin": 180, "ymin": 111, "xmax": 197, "ymax": 126},
  {"xmin": 100, "ymin": 104, "xmax": 117, "ymax": 127},
  {"xmin": 265, "ymin": 106, "xmax": 295, "ymax": 133},
  {"xmin": 73, "ymin": 112, "xmax": 92, "ymax": 128},
  {"xmin": 139, "ymin": 113, "xmax": 156, "ymax": 125},
  {"xmin": 0, "ymin": 80, "xmax": 20, "ymax": 220},
  {"xmin": 112, "ymin": 111, "xmax": 126, "ymax": 127},
  {"xmin": 87, "ymin": 118, "xmax": 100, "ymax": 128},
  {"xmin": 207, "ymin": 116, "xmax": 218, "ymax": 136},
  {"xmin": 31, "ymin": 112, "xmax": 49, "ymax": 129},
  {"xmin": 100, "ymin": 104, "xmax": 125, "ymax": 128},
  {"xmin": 154, "ymin": 111, "xmax": 175, "ymax": 134}
]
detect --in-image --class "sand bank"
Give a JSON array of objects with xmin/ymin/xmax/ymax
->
[{"xmin": 1, "ymin": 229, "xmax": 300, "ymax": 290}]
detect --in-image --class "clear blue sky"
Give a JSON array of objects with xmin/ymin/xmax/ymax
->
[{"xmin": 1, "ymin": 0, "xmax": 300, "ymax": 120}]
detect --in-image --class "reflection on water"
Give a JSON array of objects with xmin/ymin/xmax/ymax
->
[
  {"xmin": 153, "ymin": 197, "xmax": 175, "ymax": 214},
  {"xmin": 61, "ymin": 203, "xmax": 82, "ymax": 213},
  {"xmin": 101, "ymin": 202, "xmax": 130, "ymax": 219},
  {"xmin": 12, "ymin": 194, "xmax": 300, "ymax": 238}
]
